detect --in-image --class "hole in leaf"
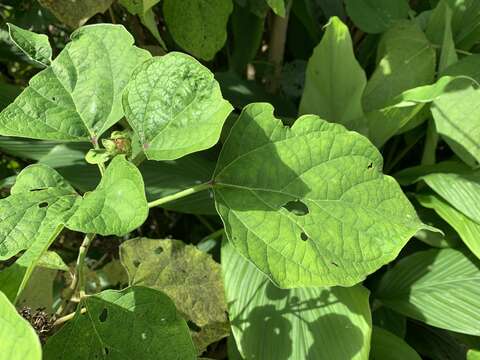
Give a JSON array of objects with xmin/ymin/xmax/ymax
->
[
  {"xmin": 187, "ymin": 320, "xmax": 201, "ymax": 333},
  {"xmin": 154, "ymin": 246, "xmax": 163, "ymax": 254},
  {"xmin": 30, "ymin": 188, "xmax": 46, "ymax": 192},
  {"xmin": 282, "ymin": 200, "xmax": 309, "ymax": 216},
  {"xmin": 104, "ymin": 347, "xmax": 109, "ymax": 355},
  {"xmin": 133, "ymin": 260, "xmax": 140, "ymax": 268},
  {"xmin": 51, "ymin": 96, "xmax": 56, "ymax": 101},
  {"xmin": 300, "ymin": 232, "xmax": 308, "ymax": 241},
  {"xmin": 99, "ymin": 308, "xmax": 108, "ymax": 322},
  {"xmin": 331, "ymin": 261, "xmax": 339, "ymax": 267},
  {"xmin": 367, "ymin": 162, "xmax": 373, "ymax": 169},
  {"xmin": 38, "ymin": 202, "xmax": 48, "ymax": 208}
]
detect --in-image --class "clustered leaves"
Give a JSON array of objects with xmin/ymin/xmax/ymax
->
[{"xmin": 1, "ymin": 0, "xmax": 480, "ymax": 359}]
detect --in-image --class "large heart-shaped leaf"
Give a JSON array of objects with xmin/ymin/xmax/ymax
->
[
  {"xmin": 0, "ymin": 164, "xmax": 78, "ymax": 260},
  {"xmin": 0, "ymin": 291, "xmax": 41, "ymax": 360},
  {"xmin": 43, "ymin": 287, "xmax": 196, "ymax": 360},
  {"xmin": 0, "ymin": 24, "xmax": 150, "ymax": 142},
  {"xmin": 123, "ymin": 52, "xmax": 233, "ymax": 161},
  {"xmin": 66, "ymin": 155, "xmax": 148, "ymax": 236},
  {"xmin": 376, "ymin": 249, "xmax": 480, "ymax": 335},
  {"xmin": 222, "ymin": 241, "xmax": 372, "ymax": 359},
  {"xmin": 120, "ymin": 238, "xmax": 229, "ymax": 353},
  {"xmin": 213, "ymin": 102, "xmax": 425, "ymax": 288},
  {"xmin": 163, "ymin": 0, "xmax": 233, "ymax": 60}
]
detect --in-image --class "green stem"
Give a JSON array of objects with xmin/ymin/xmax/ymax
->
[
  {"xmin": 77, "ymin": 233, "xmax": 95, "ymax": 298},
  {"xmin": 148, "ymin": 182, "xmax": 212, "ymax": 209},
  {"xmin": 198, "ymin": 228, "xmax": 224, "ymax": 244},
  {"xmin": 431, "ymin": 44, "xmax": 472, "ymax": 56},
  {"xmin": 131, "ymin": 151, "xmax": 146, "ymax": 166}
]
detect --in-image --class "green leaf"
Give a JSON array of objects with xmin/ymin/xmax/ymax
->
[
  {"xmin": 222, "ymin": 241, "xmax": 372, "ymax": 359},
  {"xmin": 163, "ymin": 0, "xmax": 233, "ymax": 60},
  {"xmin": 213, "ymin": 103, "xmax": 425, "ymax": 288},
  {"xmin": 119, "ymin": 0, "xmax": 167, "ymax": 50},
  {"xmin": 345, "ymin": 0, "xmax": 410, "ymax": 34},
  {"xmin": 431, "ymin": 83, "xmax": 480, "ymax": 166},
  {"xmin": 376, "ymin": 249, "xmax": 480, "ymax": 335},
  {"xmin": 0, "ymin": 24, "xmax": 151, "ymax": 142},
  {"xmin": 370, "ymin": 326, "xmax": 421, "ymax": 360},
  {"xmin": 0, "ymin": 164, "xmax": 75, "ymax": 302},
  {"xmin": 123, "ymin": 53, "xmax": 233, "ymax": 161},
  {"xmin": 265, "ymin": 0, "xmax": 286, "ymax": 17},
  {"xmin": 363, "ymin": 21, "xmax": 436, "ymax": 112},
  {"xmin": 66, "ymin": 155, "xmax": 148, "ymax": 236},
  {"xmin": 0, "ymin": 164, "xmax": 77, "ymax": 260},
  {"xmin": 16, "ymin": 267, "xmax": 58, "ymax": 311},
  {"xmin": 417, "ymin": 193, "xmax": 480, "ymax": 259},
  {"xmin": 421, "ymin": 170, "xmax": 480, "ymax": 223},
  {"xmin": 448, "ymin": 0, "xmax": 480, "ymax": 50},
  {"xmin": 372, "ymin": 307, "xmax": 406, "ymax": 338},
  {"xmin": 43, "ymin": 287, "xmax": 196, "ymax": 360},
  {"xmin": 37, "ymin": 0, "xmax": 115, "ymax": 29},
  {"xmin": 0, "ymin": 291, "xmax": 41, "ymax": 360},
  {"xmin": 366, "ymin": 76, "xmax": 461, "ymax": 147},
  {"xmin": 37, "ymin": 251, "xmax": 69, "ymax": 271},
  {"xmin": 7, "ymin": 23, "xmax": 52, "ymax": 66},
  {"xmin": 120, "ymin": 238, "xmax": 229, "ymax": 353},
  {"xmin": 299, "ymin": 17, "xmax": 367, "ymax": 134}
]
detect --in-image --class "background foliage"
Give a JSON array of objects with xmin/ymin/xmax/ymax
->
[{"xmin": 1, "ymin": 0, "xmax": 480, "ymax": 359}]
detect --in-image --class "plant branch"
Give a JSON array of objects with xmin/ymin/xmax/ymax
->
[
  {"xmin": 54, "ymin": 307, "xmax": 86, "ymax": 327},
  {"xmin": 148, "ymin": 182, "xmax": 212, "ymax": 209},
  {"xmin": 266, "ymin": 1, "xmax": 292, "ymax": 93}
]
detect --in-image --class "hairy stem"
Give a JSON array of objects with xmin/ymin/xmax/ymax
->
[{"xmin": 148, "ymin": 182, "xmax": 212, "ymax": 209}]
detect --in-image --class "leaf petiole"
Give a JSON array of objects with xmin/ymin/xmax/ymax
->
[{"xmin": 147, "ymin": 182, "xmax": 212, "ymax": 209}]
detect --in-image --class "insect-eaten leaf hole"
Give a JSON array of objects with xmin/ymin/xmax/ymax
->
[
  {"xmin": 99, "ymin": 308, "xmax": 108, "ymax": 322},
  {"xmin": 331, "ymin": 261, "xmax": 339, "ymax": 267},
  {"xmin": 154, "ymin": 246, "xmax": 163, "ymax": 254},
  {"xmin": 367, "ymin": 162, "xmax": 373, "ymax": 169},
  {"xmin": 282, "ymin": 199, "xmax": 309, "ymax": 216},
  {"xmin": 30, "ymin": 188, "xmax": 46, "ymax": 192},
  {"xmin": 133, "ymin": 260, "xmax": 141, "ymax": 268},
  {"xmin": 187, "ymin": 320, "xmax": 201, "ymax": 333},
  {"xmin": 104, "ymin": 347, "xmax": 109, "ymax": 355},
  {"xmin": 300, "ymin": 232, "xmax": 309, "ymax": 241},
  {"xmin": 38, "ymin": 202, "xmax": 48, "ymax": 208}
]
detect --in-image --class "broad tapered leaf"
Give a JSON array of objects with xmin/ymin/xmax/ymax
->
[
  {"xmin": 123, "ymin": 52, "xmax": 233, "ymax": 161},
  {"xmin": 43, "ymin": 287, "xmax": 196, "ymax": 360},
  {"xmin": 213, "ymin": 103, "xmax": 425, "ymax": 288},
  {"xmin": 345, "ymin": 0, "xmax": 410, "ymax": 34},
  {"xmin": 376, "ymin": 249, "xmax": 480, "ymax": 335},
  {"xmin": 7, "ymin": 23, "xmax": 51, "ymax": 66},
  {"xmin": 431, "ymin": 83, "xmax": 480, "ymax": 166},
  {"xmin": 67, "ymin": 156, "xmax": 148, "ymax": 236},
  {"xmin": 222, "ymin": 242, "xmax": 372, "ymax": 359},
  {"xmin": 363, "ymin": 21, "xmax": 436, "ymax": 112},
  {"xmin": 37, "ymin": 0, "xmax": 114, "ymax": 28},
  {"xmin": 120, "ymin": 238, "xmax": 229, "ymax": 352},
  {"xmin": 448, "ymin": 0, "xmax": 480, "ymax": 49},
  {"xmin": 299, "ymin": 17, "xmax": 367, "ymax": 134},
  {"xmin": 0, "ymin": 164, "xmax": 77, "ymax": 260},
  {"xmin": 421, "ymin": 170, "xmax": 480, "ymax": 223},
  {"xmin": 417, "ymin": 193, "xmax": 480, "ymax": 259},
  {"xmin": 370, "ymin": 326, "xmax": 421, "ymax": 360},
  {"xmin": 0, "ymin": 291, "xmax": 41, "ymax": 360},
  {"xmin": 163, "ymin": 0, "xmax": 233, "ymax": 60},
  {"xmin": 0, "ymin": 25, "xmax": 150, "ymax": 142},
  {"xmin": 366, "ymin": 76, "xmax": 461, "ymax": 147}
]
